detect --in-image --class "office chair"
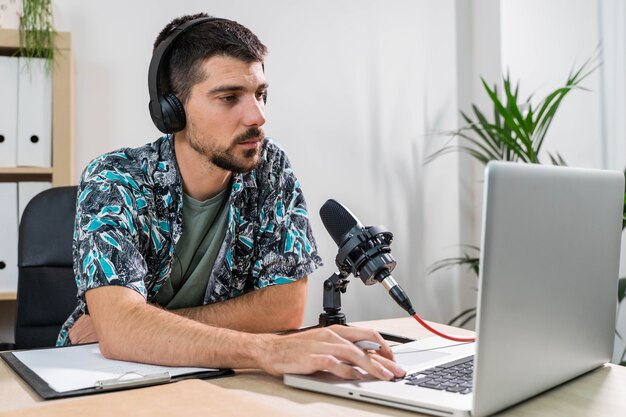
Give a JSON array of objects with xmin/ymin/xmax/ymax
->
[{"xmin": 15, "ymin": 186, "xmax": 78, "ymax": 349}]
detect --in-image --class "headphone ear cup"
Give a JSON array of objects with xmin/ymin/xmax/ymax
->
[{"xmin": 159, "ymin": 93, "xmax": 186, "ymax": 133}]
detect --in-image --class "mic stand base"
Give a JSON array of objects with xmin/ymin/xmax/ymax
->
[
  {"xmin": 318, "ymin": 272, "xmax": 350, "ymax": 327},
  {"xmin": 286, "ymin": 272, "xmax": 416, "ymax": 344},
  {"xmin": 318, "ymin": 311, "xmax": 346, "ymax": 327}
]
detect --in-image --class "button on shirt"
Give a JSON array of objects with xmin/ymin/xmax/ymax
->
[{"xmin": 57, "ymin": 136, "xmax": 323, "ymax": 346}]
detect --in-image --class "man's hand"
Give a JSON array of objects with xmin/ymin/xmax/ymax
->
[
  {"xmin": 84, "ymin": 286, "xmax": 405, "ymax": 381},
  {"xmin": 68, "ymin": 314, "xmax": 98, "ymax": 345},
  {"xmin": 257, "ymin": 325, "xmax": 406, "ymax": 381}
]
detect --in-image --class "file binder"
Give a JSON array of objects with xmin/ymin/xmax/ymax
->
[
  {"xmin": 17, "ymin": 57, "xmax": 52, "ymax": 168},
  {"xmin": 0, "ymin": 56, "xmax": 18, "ymax": 167},
  {"xmin": 0, "ymin": 182, "xmax": 18, "ymax": 292},
  {"xmin": 0, "ymin": 343, "xmax": 233, "ymax": 400}
]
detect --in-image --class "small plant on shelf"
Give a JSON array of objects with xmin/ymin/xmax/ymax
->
[{"xmin": 19, "ymin": 0, "xmax": 56, "ymax": 72}]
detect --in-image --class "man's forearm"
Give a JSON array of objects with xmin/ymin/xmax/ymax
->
[
  {"xmin": 87, "ymin": 286, "xmax": 271, "ymax": 368},
  {"xmin": 170, "ymin": 277, "xmax": 308, "ymax": 333},
  {"xmin": 85, "ymin": 285, "xmax": 406, "ymax": 381}
]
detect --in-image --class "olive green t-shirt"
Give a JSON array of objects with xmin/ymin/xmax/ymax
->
[{"xmin": 154, "ymin": 188, "xmax": 230, "ymax": 309}]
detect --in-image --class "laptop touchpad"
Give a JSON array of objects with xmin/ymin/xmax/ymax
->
[{"xmin": 393, "ymin": 350, "xmax": 450, "ymax": 369}]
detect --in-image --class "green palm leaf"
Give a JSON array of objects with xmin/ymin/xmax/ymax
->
[
  {"xmin": 461, "ymin": 110, "xmax": 502, "ymax": 157},
  {"xmin": 428, "ymin": 57, "xmax": 597, "ymax": 167},
  {"xmin": 426, "ymin": 55, "xmax": 604, "ymax": 327},
  {"xmin": 448, "ymin": 307, "xmax": 477, "ymax": 327},
  {"xmin": 480, "ymin": 78, "xmax": 534, "ymax": 158},
  {"xmin": 426, "ymin": 245, "xmax": 480, "ymax": 277}
]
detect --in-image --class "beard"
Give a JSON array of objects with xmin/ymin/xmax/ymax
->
[{"xmin": 187, "ymin": 126, "xmax": 264, "ymax": 174}]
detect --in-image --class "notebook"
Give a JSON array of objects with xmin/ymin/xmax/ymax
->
[{"xmin": 285, "ymin": 161, "xmax": 624, "ymax": 417}]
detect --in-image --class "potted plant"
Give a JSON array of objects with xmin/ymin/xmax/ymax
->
[
  {"xmin": 426, "ymin": 57, "xmax": 600, "ymax": 328},
  {"xmin": 19, "ymin": 0, "xmax": 55, "ymax": 72}
]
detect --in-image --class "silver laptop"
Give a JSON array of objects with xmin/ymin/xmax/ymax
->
[{"xmin": 285, "ymin": 161, "xmax": 624, "ymax": 417}]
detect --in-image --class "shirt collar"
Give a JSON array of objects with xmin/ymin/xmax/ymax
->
[{"xmin": 163, "ymin": 135, "xmax": 268, "ymax": 208}]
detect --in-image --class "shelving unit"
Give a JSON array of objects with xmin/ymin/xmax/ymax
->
[{"xmin": 0, "ymin": 29, "xmax": 74, "ymax": 303}]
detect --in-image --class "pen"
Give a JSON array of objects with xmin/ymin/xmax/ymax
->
[
  {"xmin": 95, "ymin": 371, "xmax": 171, "ymax": 390},
  {"xmin": 354, "ymin": 340, "xmax": 382, "ymax": 351}
]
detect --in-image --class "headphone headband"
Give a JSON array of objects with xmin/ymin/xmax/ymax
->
[{"xmin": 148, "ymin": 17, "xmax": 226, "ymax": 133}]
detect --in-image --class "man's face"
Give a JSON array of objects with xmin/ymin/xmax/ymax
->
[{"xmin": 183, "ymin": 55, "xmax": 267, "ymax": 173}]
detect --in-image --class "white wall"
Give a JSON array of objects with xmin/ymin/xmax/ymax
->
[
  {"xmin": 501, "ymin": 0, "xmax": 603, "ymax": 169},
  {"xmin": 599, "ymin": 0, "xmax": 626, "ymax": 172},
  {"xmin": 599, "ymin": 0, "xmax": 626, "ymax": 286},
  {"xmin": 52, "ymin": 0, "xmax": 471, "ymax": 326},
  {"xmin": 468, "ymin": 0, "xmax": 624, "ymax": 322},
  {"xmin": 50, "ymin": 0, "xmax": 616, "ymax": 330},
  {"xmin": 500, "ymin": 0, "xmax": 626, "ymax": 364},
  {"xmin": 598, "ymin": 0, "xmax": 626, "ymax": 364}
]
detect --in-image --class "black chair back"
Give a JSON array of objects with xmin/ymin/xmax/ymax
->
[{"xmin": 15, "ymin": 186, "xmax": 78, "ymax": 349}]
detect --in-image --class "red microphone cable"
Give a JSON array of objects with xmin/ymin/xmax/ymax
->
[
  {"xmin": 383, "ymin": 278, "xmax": 475, "ymax": 343},
  {"xmin": 411, "ymin": 313, "xmax": 475, "ymax": 343}
]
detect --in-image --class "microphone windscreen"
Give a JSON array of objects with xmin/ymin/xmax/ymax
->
[{"xmin": 319, "ymin": 199, "xmax": 361, "ymax": 246}]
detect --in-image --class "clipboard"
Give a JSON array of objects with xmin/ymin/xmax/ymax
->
[{"xmin": 0, "ymin": 344, "xmax": 233, "ymax": 400}]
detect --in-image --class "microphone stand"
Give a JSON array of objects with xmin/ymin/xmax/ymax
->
[
  {"xmin": 311, "ymin": 272, "xmax": 414, "ymax": 344},
  {"xmin": 318, "ymin": 272, "xmax": 350, "ymax": 326},
  {"xmin": 291, "ymin": 274, "xmax": 414, "ymax": 343}
]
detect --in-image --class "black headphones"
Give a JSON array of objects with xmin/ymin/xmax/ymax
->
[{"xmin": 148, "ymin": 17, "xmax": 225, "ymax": 133}]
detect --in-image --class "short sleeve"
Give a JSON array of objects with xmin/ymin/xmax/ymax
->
[
  {"xmin": 253, "ymin": 146, "xmax": 323, "ymax": 288},
  {"xmin": 73, "ymin": 169, "xmax": 149, "ymax": 299}
]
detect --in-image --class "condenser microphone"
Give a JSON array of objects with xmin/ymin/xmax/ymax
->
[{"xmin": 319, "ymin": 199, "xmax": 415, "ymax": 315}]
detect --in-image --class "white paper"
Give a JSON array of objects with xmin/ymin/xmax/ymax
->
[{"xmin": 13, "ymin": 344, "xmax": 218, "ymax": 393}]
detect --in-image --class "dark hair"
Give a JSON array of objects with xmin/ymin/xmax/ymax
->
[{"xmin": 153, "ymin": 13, "xmax": 267, "ymax": 104}]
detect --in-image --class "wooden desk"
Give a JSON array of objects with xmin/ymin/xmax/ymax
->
[{"xmin": 1, "ymin": 318, "xmax": 625, "ymax": 416}]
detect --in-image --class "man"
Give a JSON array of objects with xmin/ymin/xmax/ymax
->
[{"xmin": 58, "ymin": 13, "xmax": 405, "ymax": 381}]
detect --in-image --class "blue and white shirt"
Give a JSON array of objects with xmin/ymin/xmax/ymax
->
[{"xmin": 57, "ymin": 135, "xmax": 322, "ymax": 345}]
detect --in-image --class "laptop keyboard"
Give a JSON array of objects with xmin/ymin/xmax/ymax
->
[{"xmin": 401, "ymin": 355, "xmax": 474, "ymax": 394}]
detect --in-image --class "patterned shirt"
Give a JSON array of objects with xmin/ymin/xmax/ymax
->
[{"xmin": 57, "ymin": 135, "xmax": 322, "ymax": 345}]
